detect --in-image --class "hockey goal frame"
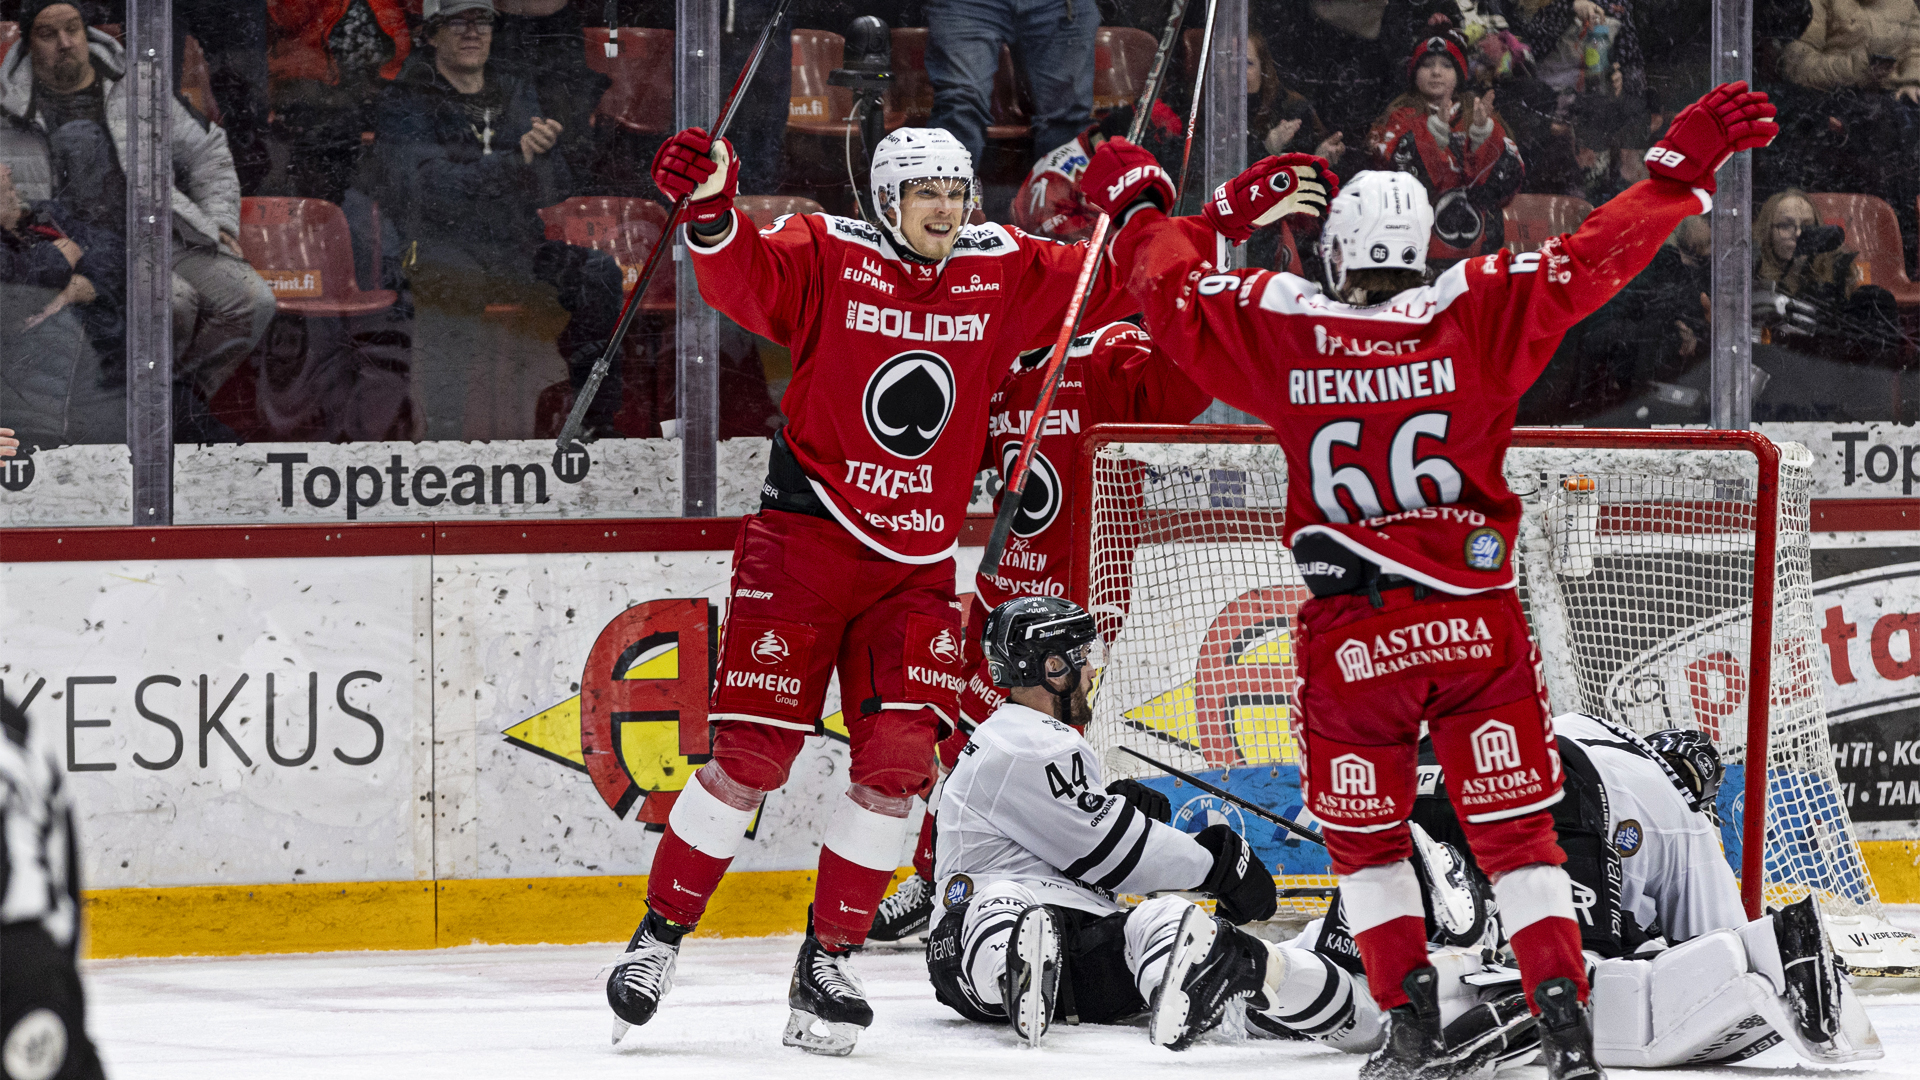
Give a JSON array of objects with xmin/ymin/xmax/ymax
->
[{"xmin": 1069, "ymin": 424, "xmax": 1786, "ymax": 919}]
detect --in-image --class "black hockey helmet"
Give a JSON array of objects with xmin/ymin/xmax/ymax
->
[
  {"xmin": 1646, "ymin": 728, "xmax": 1725, "ymax": 817},
  {"xmin": 981, "ymin": 597, "xmax": 1100, "ymax": 689}
]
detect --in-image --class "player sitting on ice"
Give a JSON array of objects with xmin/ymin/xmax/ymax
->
[
  {"xmin": 930, "ymin": 595, "xmax": 1299, "ymax": 1050},
  {"xmin": 1078, "ymin": 81, "xmax": 1780, "ymax": 1080},
  {"xmin": 606, "ymin": 125, "xmax": 1139, "ymax": 1056},
  {"xmin": 868, "ymin": 319, "xmax": 1214, "ymax": 945},
  {"xmin": 1251, "ymin": 713, "xmax": 1882, "ymax": 1068}
]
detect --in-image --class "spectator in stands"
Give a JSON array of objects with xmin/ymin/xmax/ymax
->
[
  {"xmin": 0, "ymin": 162, "xmax": 123, "ymax": 448},
  {"xmin": 926, "ymin": 0, "xmax": 1099, "ymax": 177},
  {"xmin": 1369, "ymin": 30, "xmax": 1524, "ymax": 262},
  {"xmin": 1249, "ymin": 32, "xmax": 1345, "ymax": 166},
  {"xmin": 267, "ymin": 0, "xmax": 412, "ymax": 203},
  {"xmin": 375, "ymin": 0, "xmax": 623, "ymax": 440},
  {"xmin": 1010, "ymin": 100, "xmax": 1182, "ymax": 241},
  {"xmin": 1752, "ymin": 188, "xmax": 1904, "ymax": 365},
  {"xmin": 0, "ymin": 0, "xmax": 275, "ymax": 440},
  {"xmin": 491, "ymin": 0, "xmax": 608, "ymax": 181},
  {"xmin": 1574, "ymin": 213, "xmax": 1711, "ymax": 420},
  {"xmin": 176, "ymin": 0, "xmax": 273, "ymax": 193}
]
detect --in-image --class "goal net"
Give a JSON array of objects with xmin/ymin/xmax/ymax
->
[{"xmin": 1075, "ymin": 424, "xmax": 1878, "ymax": 926}]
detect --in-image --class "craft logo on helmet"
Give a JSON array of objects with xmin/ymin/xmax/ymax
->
[
  {"xmin": 1470, "ymin": 718, "xmax": 1521, "ymax": 773},
  {"xmin": 863, "ymin": 351, "xmax": 956, "ymax": 460},
  {"xmin": 1330, "ymin": 753, "xmax": 1377, "ymax": 795},
  {"xmin": 1336, "ymin": 638, "xmax": 1375, "ymax": 682},
  {"xmin": 930, "ymin": 628, "xmax": 961, "ymax": 665},
  {"xmin": 751, "ymin": 630, "xmax": 790, "ymax": 665},
  {"xmin": 1002, "ymin": 443, "xmax": 1061, "ymax": 538}
]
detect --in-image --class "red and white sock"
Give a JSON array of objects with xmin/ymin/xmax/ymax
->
[
  {"xmin": 1341, "ymin": 860, "xmax": 1430, "ymax": 1011},
  {"xmin": 813, "ymin": 785, "xmax": 914, "ymax": 948},
  {"xmin": 1493, "ymin": 863, "xmax": 1589, "ymax": 1007},
  {"xmin": 644, "ymin": 763, "xmax": 763, "ymax": 926}
]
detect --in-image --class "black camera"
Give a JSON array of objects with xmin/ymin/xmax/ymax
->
[{"xmin": 1794, "ymin": 223, "xmax": 1845, "ymax": 259}]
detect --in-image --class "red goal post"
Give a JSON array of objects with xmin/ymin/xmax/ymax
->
[{"xmin": 1069, "ymin": 424, "xmax": 1851, "ymax": 921}]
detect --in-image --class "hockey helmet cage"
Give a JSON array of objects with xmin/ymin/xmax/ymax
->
[
  {"xmin": 1319, "ymin": 170, "xmax": 1435, "ymax": 293},
  {"xmin": 1646, "ymin": 728, "xmax": 1725, "ymax": 817},
  {"xmin": 982, "ymin": 597, "xmax": 1100, "ymax": 689},
  {"xmin": 869, "ymin": 127, "xmax": 979, "ymax": 252}
]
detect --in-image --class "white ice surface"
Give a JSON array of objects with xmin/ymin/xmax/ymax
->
[{"xmin": 87, "ymin": 929, "xmax": 1920, "ymax": 1080}]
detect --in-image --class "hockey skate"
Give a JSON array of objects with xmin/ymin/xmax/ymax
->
[
  {"xmin": 605, "ymin": 910, "xmax": 689, "ymax": 1043},
  {"xmin": 1148, "ymin": 904, "xmax": 1268, "ymax": 1050},
  {"xmin": 868, "ymin": 873, "xmax": 934, "ymax": 943},
  {"xmin": 1003, "ymin": 904, "xmax": 1061, "ymax": 1047},
  {"xmin": 1534, "ymin": 977, "xmax": 1604, "ymax": 1080},
  {"xmin": 783, "ymin": 914, "xmax": 873, "ymax": 1057},
  {"xmin": 1360, "ymin": 967, "xmax": 1527, "ymax": 1080}
]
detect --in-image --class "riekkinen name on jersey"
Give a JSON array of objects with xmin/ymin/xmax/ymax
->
[
  {"xmin": 1288, "ymin": 356, "xmax": 1457, "ymax": 405},
  {"xmin": 988, "ymin": 407, "xmax": 1081, "ymax": 438},
  {"xmin": 844, "ymin": 459, "xmax": 935, "ymax": 498},
  {"xmin": 845, "ymin": 302, "xmax": 992, "ymax": 342}
]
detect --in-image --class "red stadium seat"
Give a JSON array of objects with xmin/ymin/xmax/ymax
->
[
  {"xmin": 238, "ymin": 197, "xmax": 396, "ymax": 317},
  {"xmin": 1093, "ymin": 27, "xmax": 1157, "ymax": 115},
  {"xmin": 1805, "ymin": 193, "xmax": 1920, "ymax": 306},
  {"xmin": 735, "ymin": 194, "xmax": 825, "ymax": 229},
  {"xmin": 1502, "ymin": 194, "xmax": 1594, "ymax": 254},
  {"xmin": 789, "ymin": 29, "xmax": 856, "ymax": 136},
  {"xmin": 890, "ymin": 27, "xmax": 934, "ymax": 126},
  {"xmin": 584, "ymin": 28, "xmax": 674, "ymax": 135},
  {"xmin": 536, "ymin": 196, "xmax": 675, "ymax": 311},
  {"xmin": 181, "ymin": 34, "xmax": 219, "ymax": 123},
  {"xmin": 0, "ymin": 23, "xmax": 18, "ymax": 66}
]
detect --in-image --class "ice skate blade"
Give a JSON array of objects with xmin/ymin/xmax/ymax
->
[
  {"xmin": 782, "ymin": 1009, "xmax": 861, "ymax": 1056},
  {"xmin": 1147, "ymin": 909, "xmax": 1219, "ymax": 1049},
  {"xmin": 1011, "ymin": 909, "xmax": 1057, "ymax": 1047},
  {"xmin": 611, "ymin": 1018, "xmax": 630, "ymax": 1044}
]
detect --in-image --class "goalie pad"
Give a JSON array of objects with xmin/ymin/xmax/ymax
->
[{"xmin": 1826, "ymin": 908, "xmax": 1920, "ymax": 978}]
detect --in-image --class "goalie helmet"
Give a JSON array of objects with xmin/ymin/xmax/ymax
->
[
  {"xmin": 981, "ymin": 597, "xmax": 1100, "ymax": 690},
  {"xmin": 1646, "ymin": 728, "xmax": 1725, "ymax": 818},
  {"xmin": 869, "ymin": 127, "xmax": 979, "ymax": 253},
  {"xmin": 1318, "ymin": 170, "xmax": 1435, "ymax": 294}
]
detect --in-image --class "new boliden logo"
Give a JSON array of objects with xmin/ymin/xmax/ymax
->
[
  {"xmin": 863, "ymin": 351, "xmax": 956, "ymax": 460},
  {"xmin": 751, "ymin": 630, "xmax": 790, "ymax": 664}
]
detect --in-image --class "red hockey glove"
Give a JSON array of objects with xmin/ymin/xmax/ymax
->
[
  {"xmin": 651, "ymin": 126, "xmax": 739, "ymax": 225},
  {"xmin": 1081, "ymin": 137, "xmax": 1176, "ymax": 219},
  {"xmin": 1202, "ymin": 154, "xmax": 1338, "ymax": 244},
  {"xmin": 1644, "ymin": 81, "xmax": 1777, "ymax": 194}
]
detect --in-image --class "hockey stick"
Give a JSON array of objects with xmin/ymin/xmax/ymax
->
[
  {"xmin": 555, "ymin": 0, "xmax": 794, "ymax": 453},
  {"xmin": 1172, "ymin": 0, "xmax": 1221, "ymax": 203},
  {"xmin": 1117, "ymin": 745, "xmax": 1326, "ymax": 846},
  {"xmin": 979, "ymin": 0, "xmax": 1201, "ymax": 574}
]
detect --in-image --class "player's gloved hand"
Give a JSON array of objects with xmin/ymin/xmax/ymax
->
[
  {"xmin": 1081, "ymin": 137, "xmax": 1176, "ymax": 220},
  {"xmin": 651, "ymin": 126, "xmax": 739, "ymax": 226},
  {"xmin": 1644, "ymin": 81, "xmax": 1777, "ymax": 194},
  {"xmin": 1202, "ymin": 154, "xmax": 1339, "ymax": 244},
  {"xmin": 1106, "ymin": 778, "xmax": 1171, "ymax": 824},
  {"xmin": 1196, "ymin": 823, "xmax": 1277, "ymax": 924}
]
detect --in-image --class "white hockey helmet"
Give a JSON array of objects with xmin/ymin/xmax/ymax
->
[
  {"xmin": 869, "ymin": 127, "xmax": 979, "ymax": 251},
  {"xmin": 1318, "ymin": 170, "xmax": 1435, "ymax": 293}
]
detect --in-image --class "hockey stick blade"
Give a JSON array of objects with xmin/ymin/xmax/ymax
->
[
  {"xmin": 1117, "ymin": 745, "xmax": 1326, "ymax": 846},
  {"xmin": 980, "ymin": 0, "xmax": 1193, "ymax": 575},
  {"xmin": 555, "ymin": 0, "xmax": 795, "ymax": 453}
]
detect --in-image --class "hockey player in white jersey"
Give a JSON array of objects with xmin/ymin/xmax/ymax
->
[
  {"xmin": 1250, "ymin": 712, "xmax": 1883, "ymax": 1070},
  {"xmin": 926, "ymin": 596, "xmax": 1293, "ymax": 1049}
]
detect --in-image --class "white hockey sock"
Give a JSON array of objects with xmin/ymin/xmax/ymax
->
[
  {"xmin": 821, "ymin": 784, "xmax": 914, "ymax": 871},
  {"xmin": 960, "ymin": 882, "xmax": 1038, "ymax": 1007},
  {"xmin": 1490, "ymin": 863, "xmax": 1576, "ymax": 936},
  {"xmin": 1341, "ymin": 861, "xmax": 1425, "ymax": 935},
  {"xmin": 667, "ymin": 763, "xmax": 764, "ymax": 860},
  {"xmin": 1124, "ymin": 895, "xmax": 1194, "ymax": 1002}
]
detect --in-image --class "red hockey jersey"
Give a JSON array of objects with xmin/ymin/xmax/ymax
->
[
  {"xmin": 1111, "ymin": 178, "xmax": 1711, "ymax": 593},
  {"xmin": 691, "ymin": 210, "xmax": 1134, "ymax": 562},
  {"xmin": 978, "ymin": 320, "xmax": 1214, "ymax": 607}
]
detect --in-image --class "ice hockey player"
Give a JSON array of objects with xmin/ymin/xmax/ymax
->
[
  {"xmin": 2, "ymin": 694, "xmax": 106, "ymax": 1080},
  {"xmin": 1255, "ymin": 713, "xmax": 1883, "ymax": 1068},
  {"xmin": 606, "ymin": 125, "xmax": 1149, "ymax": 1056},
  {"xmin": 868, "ymin": 319, "xmax": 1214, "ymax": 944},
  {"xmin": 927, "ymin": 595, "xmax": 1291, "ymax": 1049},
  {"xmin": 1011, "ymin": 102, "xmax": 1185, "ymax": 241},
  {"xmin": 1078, "ymin": 81, "xmax": 1779, "ymax": 1080}
]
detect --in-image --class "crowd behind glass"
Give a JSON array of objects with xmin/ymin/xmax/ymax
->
[{"xmin": 0, "ymin": 0, "xmax": 1911, "ymax": 474}]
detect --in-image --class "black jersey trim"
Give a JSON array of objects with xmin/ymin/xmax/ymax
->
[
  {"xmin": 1062, "ymin": 799, "xmax": 1136, "ymax": 880},
  {"xmin": 1093, "ymin": 822, "xmax": 1153, "ymax": 890}
]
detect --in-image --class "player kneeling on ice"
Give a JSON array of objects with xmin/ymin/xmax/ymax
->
[
  {"xmin": 928, "ymin": 596, "xmax": 1304, "ymax": 1050},
  {"xmin": 1249, "ymin": 712, "xmax": 1882, "ymax": 1069},
  {"xmin": 1080, "ymin": 80, "xmax": 1781, "ymax": 1080}
]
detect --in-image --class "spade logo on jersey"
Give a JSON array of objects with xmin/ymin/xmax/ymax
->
[
  {"xmin": 864, "ymin": 350, "xmax": 956, "ymax": 460},
  {"xmin": 1002, "ymin": 443, "xmax": 1061, "ymax": 537}
]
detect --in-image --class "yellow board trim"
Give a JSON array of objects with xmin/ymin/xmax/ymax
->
[{"xmin": 1860, "ymin": 840, "xmax": 1920, "ymax": 904}]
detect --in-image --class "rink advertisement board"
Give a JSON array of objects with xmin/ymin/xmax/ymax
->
[{"xmin": 1809, "ymin": 535, "xmax": 1920, "ymax": 841}]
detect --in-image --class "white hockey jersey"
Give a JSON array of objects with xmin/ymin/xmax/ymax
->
[
  {"xmin": 1554, "ymin": 713, "xmax": 1747, "ymax": 943},
  {"xmin": 934, "ymin": 701, "xmax": 1213, "ymax": 915}
]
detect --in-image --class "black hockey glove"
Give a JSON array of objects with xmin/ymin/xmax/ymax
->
[
  {"xmin": 1196, "ymin": 823, "xmax": 1277, "ymax": 924},
  {"xmin": 1106, "ymin": 778, "xmax": 1171, "ymax": 823}
]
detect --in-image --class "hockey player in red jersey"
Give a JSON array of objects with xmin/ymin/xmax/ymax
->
[
  {"xmin": 605, "ymin": 123, "xmax": 1150, "ymax": 1055},
  {"xmin": 867, "ymin": 319, "xmax": 1213, "ymax": 943},
  {"xmin": 1080, "ymin": 82, "xmax": 1778, "ymax": 1080}
]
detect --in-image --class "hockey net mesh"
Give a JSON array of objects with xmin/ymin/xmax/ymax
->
[{"xmin": 1082, "ymin": 432, "xmax": 1877, "ymax": 919}]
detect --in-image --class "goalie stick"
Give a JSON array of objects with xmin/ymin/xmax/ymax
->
[
  {"xmin": 1116, "ymin": 745, "xmax": 1326, "ymax": 847},
  {"xmin": 979, "ymin": 0, "xmax": 1213, "ymax": 574},
  {"xmin": 554, "ymin": 0, "xmax": 795, "ymax": 454}
]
